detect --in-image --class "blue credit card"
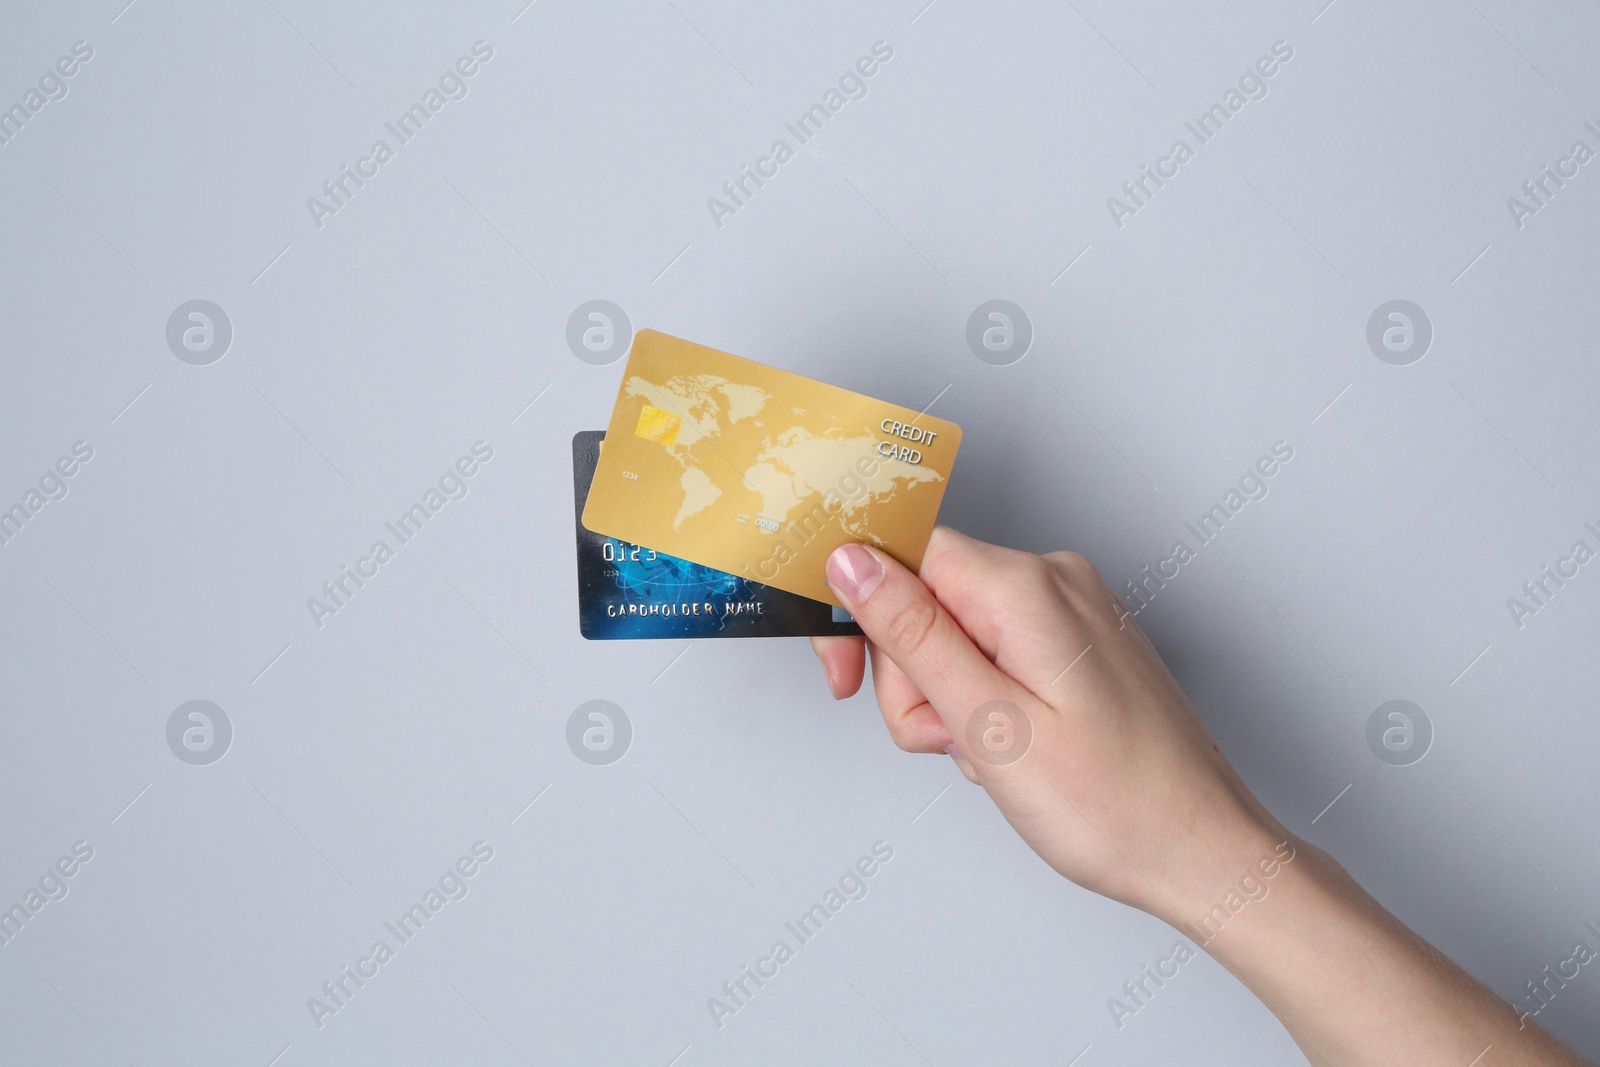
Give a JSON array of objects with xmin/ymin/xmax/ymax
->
[{"xmin": 573, "ymin": 431, "xmax": 862, "ymax": 639}]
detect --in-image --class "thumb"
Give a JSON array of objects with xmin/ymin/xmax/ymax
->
[{"xmin": 824, "ymin": 542, "xmax": 1034, "ymax": 759}]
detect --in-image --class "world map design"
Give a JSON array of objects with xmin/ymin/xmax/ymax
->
[{"xmin": 622, "ymin": 372, "xmax": 945, "ymax": 545}]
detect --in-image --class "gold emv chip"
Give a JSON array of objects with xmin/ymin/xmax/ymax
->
[{"xmin": 634, "ymin": 404, "xmax": 681, "ymax": 446}]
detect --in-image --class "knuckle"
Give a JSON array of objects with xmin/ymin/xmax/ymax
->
[
  {"xmin": 1015, "ymin": 552, "xmax": 1057, "ymax": 583},
  {"xmin": 982, "ymin": 546, "xmax": 1050, "ymax": 587},
  {"xmin": 1044, "ymin": 549, "xmax": 1102, "ymax": 586},
  {"xmin": 1042, "ymin": 551, "xmax": 1115, "ymax": 619},
  {"xmin": 919, "ymin": 533, "xmax": 971, "ymax": 589},
  {"xmin": 884, "ymin": 593, "xmax": 940, "ymax": 655}
]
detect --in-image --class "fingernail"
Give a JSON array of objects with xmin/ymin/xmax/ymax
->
[
  {"xmin": 827, "ymin": 543, "xmax": 884, "ymax": 605},
  {"xmin": 943, "ymin": 743, "xmax": 960, "ymax": 758}
]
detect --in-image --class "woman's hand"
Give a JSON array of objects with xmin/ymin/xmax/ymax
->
[
  {"xmin": 812, "ymin": 527, "xmax": 1592, "ymax": 1066},
  {"xmin": 810, "ymin": 525, "xmax": 1283, "ymax": 923}
]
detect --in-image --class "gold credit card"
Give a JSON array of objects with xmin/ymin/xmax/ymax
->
[{"xmin": 581, "ymin": 330, "xmax": 962, "ymax": 606}]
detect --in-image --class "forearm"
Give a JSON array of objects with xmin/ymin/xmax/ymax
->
[{"xmin": 1160, "ymin": 829, "xmax": 1588, "ymax": 1066}]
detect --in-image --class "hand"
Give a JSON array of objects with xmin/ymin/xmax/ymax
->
[
  {"xmin": 813, "ymin": 528, "xmax": 1592, "ymax": 1067},
  {"xmin": 812, "ymin": 526, "xmax": 1286, "ymax": 923}
]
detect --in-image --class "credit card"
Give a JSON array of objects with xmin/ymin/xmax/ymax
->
[
  {"xmin": 573, "ymin": 431, "xmax": 863, "ymax": 639},
  {"xmin": 581, "ymin": 330, "xmax": 961, "ymax": 607}
]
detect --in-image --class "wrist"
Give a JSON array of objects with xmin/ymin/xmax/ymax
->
[
  {"xmin": 1161, "ymin": 830, "xmax": 1557, "ymax": 1064},
  {"xmin": 1145, "ymin": 809, "xmax": 1308, "ymax": 936}
]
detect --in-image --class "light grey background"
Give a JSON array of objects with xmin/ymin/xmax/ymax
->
[{"xmin": 2, "ymin": 0, "xmax": 1597, "ymax": 1064}]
